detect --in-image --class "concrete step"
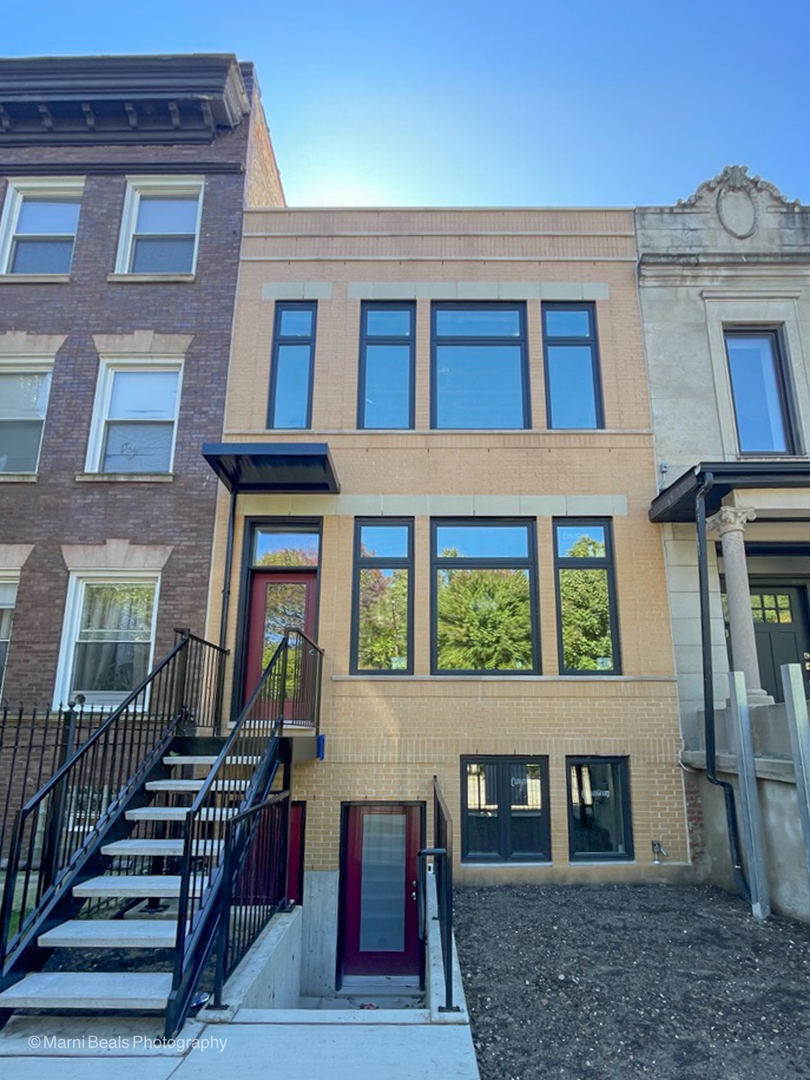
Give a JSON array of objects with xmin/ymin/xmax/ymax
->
[
  {"xmin": 38, "ymin": 919, "xmax": 178, "ymax": 949},
  {"xmin": 73, "ymin": 875, "xmax": 206, "ymax": 899},
  {"xmin": 163, "ymin": 755, "xmax": 217, "ymax": 766},
  {"xmin": 101, "ymin": 838, "xmax": 222, "ymax": 857},
  {"xmin": 145, "ymin": 778, "xmax": 249, "ymax": 793},
  {"xmin": 125, "ymin": 806, "xmax": 238, "ymax": 823},
  {"xmin": 0, "ymin": 971, "xmax": 172, "ymax": 1010}
]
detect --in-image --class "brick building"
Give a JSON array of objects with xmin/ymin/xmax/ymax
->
[
  {"xmin": 203, "ymin": 206, "xmax": 691, "ymax": 994},
  {"xmin": 0, "ymin": 54, "xmax": 283, "ymax": 705}
]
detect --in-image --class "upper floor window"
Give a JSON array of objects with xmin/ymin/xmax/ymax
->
[
  {"xmin": 0, "ymin": 179, "xmax": 83, "ymax": 275},
  {"xmin": 542, "ymin": 303, "xmax": 603, "ymax": 429},
  {"xmin": 351, "ymin": 519, "xmax": 414, "ymax": 674},
  {"xmin": 268, "ymin": 302, "xmax": 317, "ymax": 429},
  {"xmin": 115, "ymin": 177, "xmax": 203, "ymax": 275},
  {"xmin": 0, "ymin": 365, "xmax": 52, "ymax": 473},
  {"xmin": 554, "ymin": 520, "xmax": 620, "ymax": 674},
  {"xmin": 725, "ymin": 330, "xmax": 797, "ymax": 454},
  {"xmin": 86, "ymin": 362, "xmax": 181, "ymax": 474},
  {"xmin": 0, "ymin": 578, "xmax": 17, "ymax": 697},
  {"xmin": 431, "ymin": 303, "xmax": 530, "ymax": 429},
  {"xmin": 358, "ymin": 303, "xmax": 415, "ymax": 429},
  {"xmin": 432, "ymin": 520, "xmax": 539, "ymax": 673}
]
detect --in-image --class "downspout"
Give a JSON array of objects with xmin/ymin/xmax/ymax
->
[
  {"xmin": 218, "ymin": 485, "xmax": 237, "ymax": 655},
  {"xmin": 696, "ymin": 474, "xmax": 750, "ymax": 901}
]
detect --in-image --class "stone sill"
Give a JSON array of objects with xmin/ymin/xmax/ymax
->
[
  {"xmin": 74, "ymin": 472, "xmax": 175, "ymax": 483},
  {"xmin": 331, "ymin": 674, "xmax": 677, "ymax": 683},
  {"xmin": 107, "ymin": 272, "xmax": 195, "ymax": 284},
  {"xmin": 0, "ymin": 473, "xmax": 38, "ymax": 483},
  {"xmin": 682, "ymin": 749, "xmax": 795, "ymax": 784},
  {"xmin": 0, "ymin": 273, "xmax": 71, "ymax": 284}
]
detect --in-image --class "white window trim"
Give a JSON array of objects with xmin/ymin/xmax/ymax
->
[
  {"xmin": 0, "ymin": 177, "xmax": 85, "ymax": 275},
  {"xmin": 53, "ymin": 571, "xmax": 161, "ymax": 708},
  {"xmin": 0, "ymin": 571, "xmax": 19, "ymax": 699},
  {"xmin": 0, "ymin": 357, "xmax": 54, "ymax": 474},
  {"xmin": 114, "ymin": 176, "xmax": 205, "ymax": 276},
  {"xmin": 85, "ymin": 356, "xmax": 184, "ymax": 475}
]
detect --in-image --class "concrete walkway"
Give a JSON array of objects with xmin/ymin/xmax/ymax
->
[{"xmin": 0, "ymin": 1011, "xmax": 480, "ymax": 1080}]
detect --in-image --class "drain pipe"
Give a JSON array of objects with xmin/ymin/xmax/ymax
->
[
  {"xmin": 696, "ymin": 475, "xmax": 750, "ymax": 902},
  {"xmin": 218, "ymin": 485, "xmax": 237, "ymax": 655}
]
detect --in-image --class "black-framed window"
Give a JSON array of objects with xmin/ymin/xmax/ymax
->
[
  {"xmin": 724, "ymin": 329, "xmax": 797, "ymax": 454},
  {"xmin": 431, "ymin": 303, "xmax": 530, "ymax": 429},
  {"xmin": 268, "ymin": 302, "xmax": 317, "ymax": 429},
  {"xmin": 542, "ymin": 303, "xmax": 603, "ymax": 429},
  {"xmin": 554, "ymin": 519, "xmax": 620, "ymax": 674},
  {"xmin": 351, "ymin": 519, "xmax": 413, "ymax": 674},
  {"xmin": 358, "ymin": 303, "xmax": 415, "ymax": 429},
  {"xmin": 567, "ymin": 756, "xmax": 633, "ymax": 861},
  {"xmin": 461, "ymin": 756, "xmax": 550, "ymax": 862},
  {"xmin": 432, "ymin": 520, "xmax": 539, "ymax": 674}
]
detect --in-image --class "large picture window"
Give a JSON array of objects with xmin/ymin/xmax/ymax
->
[
  {"xmin": 542, "ymin": 303, "xmax": 603, "ymax": 429},
  {"xmin": 432, "ymin": 520, "xmax": 539, "ymax": 674},
  {"xmin": 462, "ymin": 756, "xmax": 550, "ymax": 862},
  {"xmin": 351, "ymin": 520, "xmax": 413, "ymax": 674},
  {"xmin": 567, "ymin": 757, "xmax": 633, "ymax": 861},
  {"xmin": 554, "ymin": 520, "xmax": 620, "ymax": 674},
  {"xmin": 725, "ymin": 330, "xmax": 796, "ymax": 454},
  {"xmin": 268, "ymin": 302, "xmax": 317, "ymax": 429},
  {"xmin": 431, "ymin": 303, "xmax": 530, "ymax": 429},
  {"xmin": 358, "ymin": 303, "xmax": 415, "ymax": 429}
]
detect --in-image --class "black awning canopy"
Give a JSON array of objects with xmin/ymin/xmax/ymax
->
[
  {"xmin": 649, "ymin": 461, "xmax": 810, "ymax": 523},
  {"xmin": 202, "ymin": 443, "xmax": 340, "ymax": 494}
]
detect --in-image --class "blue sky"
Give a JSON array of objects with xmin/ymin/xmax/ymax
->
[{"xmin": 3, "ymin": 0, "xmax": 809, "ymax": 207}]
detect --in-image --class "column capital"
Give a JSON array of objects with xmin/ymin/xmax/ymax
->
[{"xmin": 707, "ymin": 505, "xmax": 756, "ymax": 537}]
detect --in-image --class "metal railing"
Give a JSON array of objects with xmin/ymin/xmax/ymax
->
[
  {"xmin": 165, "ymin": 627, "xmax": 322, "ymax": 1038},
  {"xmin": 0, "ymin": 630, "xmax": 227, "ymax": 984},
  {"xmin": 418, "ymin": 775, "xmax": 459, "ymax": 1012},
  {"xmin": 0, "ymin": 702, "xmax": 106, "ymax": 866}
]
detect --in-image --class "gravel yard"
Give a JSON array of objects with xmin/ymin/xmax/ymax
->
[{"xmin": 454, "ymin": 883, "xmax": 810, "ymax": 1080}]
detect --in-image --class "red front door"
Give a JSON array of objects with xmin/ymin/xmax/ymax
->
[
  {"xmin": 340, "ymin": 803, "xmax": 423, "ymax": 978},
  {"xmin": 244, "ymin": 571, "xmax": 317, "ymax": 699}
]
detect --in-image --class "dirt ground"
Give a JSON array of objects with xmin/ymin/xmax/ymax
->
[{"xmin": 454, "ymin": 883, "xmax": 810, "ymax": 1080}]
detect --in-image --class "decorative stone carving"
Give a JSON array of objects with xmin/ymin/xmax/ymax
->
[
  {"xmin": 677, "ymin": 165, "xmax": 802, "ymax": 240},
  {"xmin": 707, "ymin": 505, "xmax": 756, "ymax": 536}
]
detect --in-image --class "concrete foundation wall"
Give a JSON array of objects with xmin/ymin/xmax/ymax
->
[{"xmin": 300, "ymin": 870, "xmax": 339, "ymax": 996}]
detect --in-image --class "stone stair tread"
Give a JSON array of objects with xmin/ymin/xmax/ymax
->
[
  {"xmin": 38, "ymin": 920, "xmax": 178, "ymax": 949},
  {"xmin": 0, "ymin": 971, "xmax": 172, "ymax": 1010},
  {"xmin": 125, "ymin": 806, "xmax": 238, "ymax": 822},
  {"xmin": 101, "ymin": 838, "xmax": 222, "ymax": 857},
  {"xmin": 73, "ymin": 874, "xmax": 206, "ymax": 898},
  {"xmin": 163, "ymin": 755, "xmax": 218, "ymax": 765},
  {"xmin": 145, "ymin": 778, "xmax": 249, "ymax": 793}
]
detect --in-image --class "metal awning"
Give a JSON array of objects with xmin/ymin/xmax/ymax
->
[
  {"xmin": 649, "ymin": 461, "xmax": 810, "ymax": 523},
  {"xmin": 202, "ymin": 442, "xmax": 340, "ymax": 494}
]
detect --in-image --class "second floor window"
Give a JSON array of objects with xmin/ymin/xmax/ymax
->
[
  {"xmin": 0, "ymin": 367, "xmax": 52, "ymax": 473},
  {"xmin": 351, "ymin": 519, "xmax": 413, "ymax": 674},
  {"xmin": 554, "ymin": 520, "xmax": 620, "ymax": 674},
  {"xmin": 543, "ymin": 303, "xmax": 603, "ymax": 429},
  {"xmin": 358, "ymin": 303, "xmax": 415, "ymax": 429},
  {"xmin": 0, "ymin": 180, "xmax": 83, "ymax": 274},
  {"xmin": 268, "ymin": 302, "xmax": 317, "ymax": 429},
  {"xmin": 431, "ymin": 303, "xmax": 530, "ymax": 429},
  {"xmin": 87, "ymin": 364, "xmax": 181, "ymax": 474},
  {"xmin": 725, "ymin": 329, "xmax": 796, "ymax": 454}
]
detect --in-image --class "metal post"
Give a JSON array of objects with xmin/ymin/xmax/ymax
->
[
  {"xmin": 728, "ymin": 671, "xmax": 770, "ymax": 920},
  {"xmin": 782, "ymin": 663, "xmax": 810, "ymax": 893}
]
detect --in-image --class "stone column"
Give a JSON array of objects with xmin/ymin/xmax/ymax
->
[{"xmin": 707, "ymin": 505, "xmax": 773, "ymax": 705}]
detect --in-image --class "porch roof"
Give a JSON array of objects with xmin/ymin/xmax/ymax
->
[
  {"xmin": 649, "ymin": 461, "xmax": 810, "ymax": 523},
  {"xmin": 202, "ymin": 442, "xmax": 340, "ymax": 494}
]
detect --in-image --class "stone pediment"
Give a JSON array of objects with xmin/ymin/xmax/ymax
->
[{"xmin": 677, "ymin": 165, "xmax": 802, "ymax": 240}]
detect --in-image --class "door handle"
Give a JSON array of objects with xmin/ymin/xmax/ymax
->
[{"xmin": 411, "ymin": 890, "xmax": 417, "ymax": 901}]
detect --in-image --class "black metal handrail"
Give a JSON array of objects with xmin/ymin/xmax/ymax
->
[
  {"xmin": 418, "ymin": 775, "xmax": 459, "ymax": 1012},
  {"xmin": 165, "ymin": 627, "xmax": 322, "ymax": 1038},
  {"xmin": 0, "ymin": 630, "xmax": 227, "ymax": 983}
]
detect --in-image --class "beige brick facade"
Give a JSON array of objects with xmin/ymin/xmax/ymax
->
[{"xmin": 209, "ymin": 207, "xmax": 689, "ymax": 886}]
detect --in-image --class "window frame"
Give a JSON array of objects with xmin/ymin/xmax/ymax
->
[
  {"xmin": 553, "ymin": 518, "xmax": 621, "ymax": 675},
  {"xmin": 542, "ymin": 301, "xmax": 604, "ymax": 429},
  {"xmin": 53, "ymin": 572, "xmax": 160, "ymax": 708},
  {"xmin": 357, "ymin": 301, "xmax": 416, "ymax": 430},
  {"xmin": 430, "ymin": 518, "xmax": 540, "ymax": 676},
  {"xmin": 84, "ymin": 357, "xmax": 183, "ymax": 476},
  {"xmin": 460, "ymin": 754, "xmax": 551, "ymax": 863},
  {"xmin": 723, "ymin": 326, "xmax": 800, "ymax": 456},
  {"xmin": 430, "ymin": 301, "xmax": 531, "ymax": 430},
  {"xmin": 0, "ymin": 574, "xmax": 19, "ymax": 699},
  {"xmin": 114, "ymin": 176, "xmax": 204, "ymax": 276},
  {"xmin": 0, "ymin": 360, "xmax": 54, "ymax": 475},
  {"xmin": 566, "ymin": 755, "xmax": 634, "ymax": 862},
  {"xmin": 267, "ymin": 301, "xmax": 317, "ymax": 430},
  {"xmin": 0, "ymin": 178, "xmax": 84, "ymax": 276},
  {"xmin": 350, "ymin": 517, "xmax": 414, "ymax": 675}
]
